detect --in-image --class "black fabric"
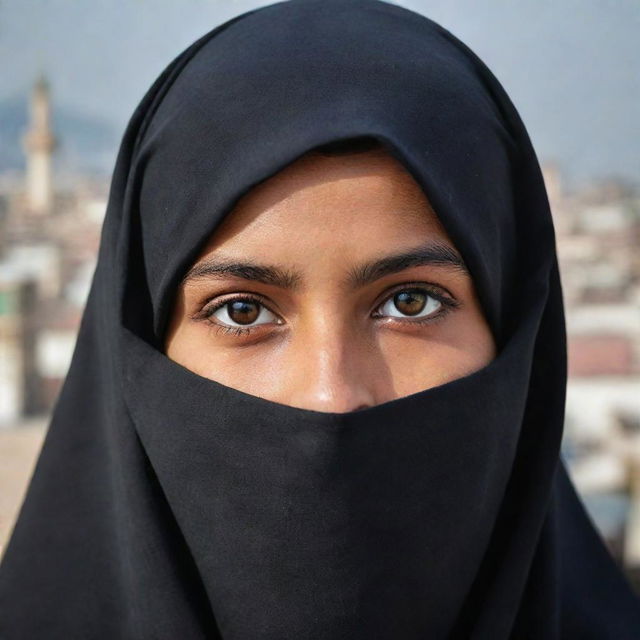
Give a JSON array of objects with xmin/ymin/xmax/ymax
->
[{"xmin": 1, "ymin": 0, "xmax": 639, "ymax": 637}]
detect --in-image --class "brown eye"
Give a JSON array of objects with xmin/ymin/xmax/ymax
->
[
  {"xmin": 393, "ymin": 290, "xmax": 428, "ymax": 315},
  {"xmin": 206, "ymin": 296, "xmax": 280, "ymax": 329},
  {"xmin": 378, "ymin": 287, "xmax": 442, "ymax": 319},
  {"xmin": 227, "ymin": 300, "xmax": 260, "ymax": 324}
]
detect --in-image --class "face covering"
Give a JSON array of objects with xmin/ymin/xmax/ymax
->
[{"xmin": 1, "ymin": 1, "xmax": 639, "ymax": 638}]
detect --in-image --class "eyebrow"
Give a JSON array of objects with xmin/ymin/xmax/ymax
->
[{"xmin": 182, "ymin": 242, "xmax": 468, "ymax": 291}]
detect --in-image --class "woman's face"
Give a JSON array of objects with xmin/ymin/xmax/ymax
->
[{"xmin": 165, "ymin": 148, "xmax": 496, "ymax": 413}]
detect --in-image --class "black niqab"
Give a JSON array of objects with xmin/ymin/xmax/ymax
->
[{"xmin": 2, "ymin": 0, "xmax": 639, "ymax": 637}]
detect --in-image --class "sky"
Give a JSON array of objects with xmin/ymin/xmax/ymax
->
[{"xmin": 1, "ymin": 0, "xmax": 639, "ymax": 188}]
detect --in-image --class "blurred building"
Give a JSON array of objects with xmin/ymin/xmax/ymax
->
[
  {"xmin": 0, "ymin": 75, "xmax": 107, "ymax": 426},
  {"xmin": 544, "ymin": 164, "xmax": 640, "ymax": 587}
]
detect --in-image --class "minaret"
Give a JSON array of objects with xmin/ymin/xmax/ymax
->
[{"xmin": 22, "ymin": 73, "xmax": 57, "ymax": 214}]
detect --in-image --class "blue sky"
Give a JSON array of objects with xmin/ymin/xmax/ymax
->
[{"xmin": 1, "ymin": 0, "xmax": 638, "ymax": 187}]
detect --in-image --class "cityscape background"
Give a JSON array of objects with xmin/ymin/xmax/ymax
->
[{"xmin": 1, "ymin": 0, "xmax": 639, "ymax": 591}]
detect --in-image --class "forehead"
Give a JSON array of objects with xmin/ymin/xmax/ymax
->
[{"xmin": 197, "ymin": 149, "xmax": 451, "ymax": 256}]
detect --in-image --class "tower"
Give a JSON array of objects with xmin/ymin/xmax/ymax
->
[{"xmin": 22, "ymin": 74, "xmax": 57, "ymax": 214}]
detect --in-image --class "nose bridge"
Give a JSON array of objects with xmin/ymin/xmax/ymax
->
[{"xmin": 289, "ymin": 311, "xmax": 377, "ymax": 414}]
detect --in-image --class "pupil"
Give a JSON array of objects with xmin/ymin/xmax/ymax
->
[
  {"xmin": 394, "ymin": 290, "xmax": 426, "ymax": 316},
  {"xmin": 228, "ymin": 300, "xmax": 259, "ymax": 324}
]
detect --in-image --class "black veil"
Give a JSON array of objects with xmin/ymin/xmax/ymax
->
[{"xmin": 1, "ymin": 1, "xmax": 639, "ymax": 637}]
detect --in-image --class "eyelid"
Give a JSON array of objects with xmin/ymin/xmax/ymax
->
[
  {"xmin": 371, "ymin": 280, "xmax": 458, "ymax": 310},
  {"xmin": 205, "ymin": 292, "xmax": 273, "ymax": 311}
]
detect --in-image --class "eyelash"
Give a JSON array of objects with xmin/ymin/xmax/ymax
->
[{"xmin": 197, "ymin": 283, "xmax": 460, "ymax": 338}]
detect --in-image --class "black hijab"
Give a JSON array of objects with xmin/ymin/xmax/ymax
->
[{"xmin": 1, "ymin": 0, "xmax": 639, "ymax": 637}]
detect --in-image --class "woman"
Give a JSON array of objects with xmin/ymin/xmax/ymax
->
[{"xmin": 1, "ymin": 0, "xmax": 639, "ymax": 637}]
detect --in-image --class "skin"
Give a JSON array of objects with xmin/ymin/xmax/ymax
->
[{"xmin": 164, "ymin": 148, "xmax": 496, "ymax": 413}]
